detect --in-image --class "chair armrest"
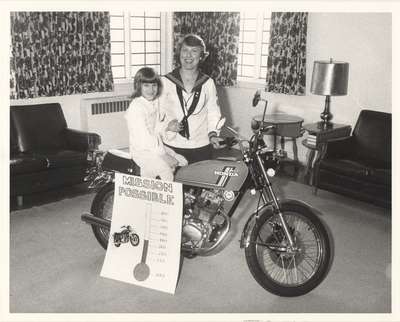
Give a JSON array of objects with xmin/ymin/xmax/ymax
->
[
  {"xmin": 64, "ymin": 128, "xmax": 101, "ymax": 152},
  {"xmin": 324, "ymin": 136, "xmax": 354, "ymax": 159}
]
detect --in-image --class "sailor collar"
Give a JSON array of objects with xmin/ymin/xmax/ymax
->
[
  {"xmin": 165, "ymin": 68, "xmax": 210, "ymax": 93},
  {"xmin": 137, "ymin": 96, "xmax": 156, "ymax": 107}
]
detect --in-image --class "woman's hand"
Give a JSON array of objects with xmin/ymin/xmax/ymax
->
[
  {"xmin": 210, "ymin": 136, "xmax": 226, "ymax": 150},
  {"xmin": 167, "ymin": 119, "xmax": 182, "ymax": 133}
]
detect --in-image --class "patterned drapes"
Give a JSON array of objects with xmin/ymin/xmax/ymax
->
[
  {"xmin": 173, "ymin": 12, "xmax": 240, "ymax": 87},
  {"xmin": 265, "ymin": 12, "xmax": 308, "ymax": 95},
  {"xmin": 10, "ymin": 12, "xmax": 114, "ymax": 99}
]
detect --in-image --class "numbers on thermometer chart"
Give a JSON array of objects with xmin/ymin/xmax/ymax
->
[
  {"xmin": 155, "ymin": 273, "xmax": 166, "ymax": 278},
  {"xmin": 148, "ymin": 211, "xmax": 169, "ymax": 264}
]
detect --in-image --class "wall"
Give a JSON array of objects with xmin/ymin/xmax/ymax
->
[
  {"xmin": 10, "ymin": 12, "xmax": 392, "ymax": 164},
  {"xmin": 218, "ymin": 12, "xmax": 392, "ymax": 163},
  {"xmin": 10, "ymin": 82, "xmax": 134, "ymax": 130}
]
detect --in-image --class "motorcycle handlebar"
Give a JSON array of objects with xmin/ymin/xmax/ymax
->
[
  {"xmin": 260, "ymin": 125, "xmax": 275, "ymax": 132},
  {"xmin": 224, "ymin": 125, "xmax": 239, "ymax": 136},
  {"xmin": 219, "ymin": 137, "xmax": 239, "ymax": 147},
  {"xmin": 222, "ymin": 125, "xmax": 249, "ymax": 154}
]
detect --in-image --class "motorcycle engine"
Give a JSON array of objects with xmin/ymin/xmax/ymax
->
[{"xmin": 182, "ymin": 187, "xmax": 228, "ymax": 252}]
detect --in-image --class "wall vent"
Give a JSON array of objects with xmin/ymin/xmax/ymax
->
[{"xmin": 91, "ymin": 100, "xmax": 130, "ymax": 115}]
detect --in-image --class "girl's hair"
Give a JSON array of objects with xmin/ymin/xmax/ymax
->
[
  {"xmin": 131, "ymin": 67, "xmax": 162, "ymax": 99},
  {"xmin": 176, "ymin": 34, "xmax": 209, "ymax": 65}
]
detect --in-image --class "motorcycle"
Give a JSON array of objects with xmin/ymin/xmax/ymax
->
[
  {"xmin": 81, "ymin": 96, "xmax": 331, "ymax": 297},
  {"xmin": 112, "ymin": 225, "xmax": 140, "ymax": 248}
]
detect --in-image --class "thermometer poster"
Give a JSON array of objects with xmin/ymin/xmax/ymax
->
[{"xmin": 100, "ymin": 173, "xmax": 183, "ymax": 294}]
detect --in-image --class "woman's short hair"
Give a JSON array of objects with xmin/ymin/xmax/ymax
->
[
  {"xmin": 177, "ymin": 34, "xmax": 209, "ymax": 64},
  {"xmin": 131, "ymin": 67, "xmax": 162, "ymax": 99}
]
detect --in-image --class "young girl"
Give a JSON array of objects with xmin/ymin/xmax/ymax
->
[{"xmin": 125, "ymin": 67, "xmax": 187, "ymax": 181}]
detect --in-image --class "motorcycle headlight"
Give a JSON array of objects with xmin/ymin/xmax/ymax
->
[{"xmin": 267, "ymin": 168, "xmax": 276, "ymax": 177}]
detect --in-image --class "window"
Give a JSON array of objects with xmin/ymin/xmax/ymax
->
[
  {"xmin": 238, "ymin": 12, "xmax": 272, "ymax": 83},
  {"xmin": 110, "ymin": 11, "xmax": 170, "ymax": 82},
  {"xmin": 110, "ymin": 11, "xmax": 270, "ymax": 84}
]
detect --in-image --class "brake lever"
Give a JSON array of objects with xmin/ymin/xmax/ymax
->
[{"xmin": 260, "ymin": 125, "xmax": 275, "ymax": 133}]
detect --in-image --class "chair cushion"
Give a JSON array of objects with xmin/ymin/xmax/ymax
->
[
  {"xmin": 318, "ymin": 169, "xmax": 391, "ymax": 208},
  {"xmin": 34, "ymin": 149, "xmax": 88, "ymax": 169},
  {"xmin": 10, "ymin": 103, "xmax": 68, "ymax": 153},
  {"xmin": 320, "ymin": 158, "xmax": 390, "ymax": 185},
  {"xmin": 10, "ymin": 154, "xmax": 48, "ymax": 175}
]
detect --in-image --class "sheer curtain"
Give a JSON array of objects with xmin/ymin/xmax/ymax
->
[
  {"xmin": 10, "ymin": 12, "xmax": 114, "ymax": 99},
  {"xmin": 265, "ymin": 12, "xmax": 308, "ymax": 95},
  {"xmin": 173, "ymin": 12, "xmax": 240, "ymax": 86}
]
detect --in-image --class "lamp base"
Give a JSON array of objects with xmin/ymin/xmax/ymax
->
[
  {"xmin": 317, "ymin": 120, "xmax": 333, "ymax": 130},
  {"xmin": 319, "ymin": 95, "xmax": 333, "ymax": 129}
]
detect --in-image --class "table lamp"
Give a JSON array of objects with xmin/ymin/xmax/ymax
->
[{"xmin": 311, "ymin": 59, "xmax": 349, "ymax": 128}]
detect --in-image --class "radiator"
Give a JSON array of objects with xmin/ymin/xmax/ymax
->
[{"xmin": 81, "ymin": 96, "xmax": 131, "ymax": 151}]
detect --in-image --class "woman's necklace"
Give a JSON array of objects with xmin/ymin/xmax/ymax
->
[
  {"xmin": 180, "ymin": 69, "xmax": 198, "ymax": 93},
  {"xmin": 182, "ymin": 92, "xmax": 195, "ymax": 108}
]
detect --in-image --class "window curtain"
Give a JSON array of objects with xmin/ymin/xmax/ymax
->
[
  {"xmin": 265, "ymin": 12, "xmax": 308, "ymax": 95},
  {"xmin": 173, "ymin": 12, "xmax": 240, "ymax": 87},
  {"xmin": 10, "ymin": 12, "xmax": 114, "ymax": 99}
]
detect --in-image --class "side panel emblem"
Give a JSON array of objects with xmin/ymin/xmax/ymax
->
[{"xmin": 214, "ymin": 166, "xmax": 238, "ymax": 187}]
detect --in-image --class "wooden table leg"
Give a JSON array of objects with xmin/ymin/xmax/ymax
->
[{"xmin": 304, "ymin": 149, "xmax": 315, "ymax": 185}]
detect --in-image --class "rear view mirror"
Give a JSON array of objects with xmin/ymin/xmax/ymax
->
[{"xmin": 252, "ymin": 90, "xmax": 261, "ymax": 107}]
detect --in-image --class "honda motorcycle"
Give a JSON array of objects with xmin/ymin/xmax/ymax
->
[
  {"xmin": 81, "ymin": 97, "xmax": 332, "ymax": 297},
  {"xmin": 112, "ymin": 225, "xmax": 140, "ymax": 248}
]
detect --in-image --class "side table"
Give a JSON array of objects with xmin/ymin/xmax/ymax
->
[
  {"xmin": 302, "ymin": 122, "xmax": 352, "ymax": 193},
  {"xmin": 252, "ymin": 113, "xmax": 304, "ymax": 178}
]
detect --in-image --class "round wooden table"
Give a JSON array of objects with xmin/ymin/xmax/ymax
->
[
  {"xmin": 252, "ymin": 113, "xmax": 304, "ymax": 154},
  {"xmin": 252, "ymin": 113, "xmax": 304, "ymax": 178}
]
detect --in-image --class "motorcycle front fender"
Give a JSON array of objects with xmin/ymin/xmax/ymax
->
[{"xmin": 239, "ymin": 198, "xmax": 319, "ymax": 248}]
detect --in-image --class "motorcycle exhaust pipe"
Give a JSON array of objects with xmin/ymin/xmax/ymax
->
[{"xmin": 81, "ymin": 212, "xmax": 111, "ymax": 229}]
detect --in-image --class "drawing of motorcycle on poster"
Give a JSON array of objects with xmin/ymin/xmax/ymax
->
[{"xmin": 112, "ymin": 225, "xmax": 140, "ymax": 248}]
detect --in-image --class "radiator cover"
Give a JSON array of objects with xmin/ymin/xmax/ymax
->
[{"xmin": 81, "ymin": 96, "xmax": 131, "ymax": 151}]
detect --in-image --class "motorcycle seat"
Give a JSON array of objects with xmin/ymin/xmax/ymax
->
[
  {"xmin": 108, "ymin": 149, "xmax": 131, "ymax": 159},
  {"xmin": 102, "ymin": 149, "xmax": 140, "ymax": 175}
]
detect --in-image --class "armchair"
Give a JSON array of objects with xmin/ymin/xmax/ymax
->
[
  {"xmin": 10, "ymin": 103, "xmax": 101, "ymax": 206},
  {"xmin": 317, "ymin": 109, "xmax": 391, "ymax": 208}
]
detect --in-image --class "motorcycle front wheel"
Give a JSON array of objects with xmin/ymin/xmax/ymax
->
[
  {"xmin": 130, "ymin": 234, "xmax": 140, "ymax": 247},
  {"xmin": 245, "ymin": 201, "xmax": 331, "ymax": 297},
  {"xmin": 90, "ymin": 183, "xmax": 114, "ymax": 249}
]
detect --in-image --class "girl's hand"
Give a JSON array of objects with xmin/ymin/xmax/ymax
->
[
  {"xmin": 162, "ymin": 154, "xmax": 179, "ymax": 169},
  {"xmin": 167, "ymin": 119, "xmax": 182, "ymax": 132}
]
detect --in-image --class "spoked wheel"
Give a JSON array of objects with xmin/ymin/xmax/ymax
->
[
  {"xmin": 90, "ymin": 183, "xmax": 115, "ymax": 249},
  {"xmin": 245, "ymin": 201, "xmax": 331, "ymax": 297},
  {"xmin": 130, "ymin": 233, "xmax": 140, "ymax": 247}
]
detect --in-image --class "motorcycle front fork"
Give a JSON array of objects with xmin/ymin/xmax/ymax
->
[{"xmin": 256, "ymin": 153, "xmax": 295, "ymax": 248}]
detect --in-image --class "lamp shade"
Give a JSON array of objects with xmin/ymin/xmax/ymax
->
[{"xmin": 310, "ymin": 60, "xmax": 349, "ymax": 96}]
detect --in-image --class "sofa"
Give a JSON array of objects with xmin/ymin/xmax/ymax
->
[
  {"xmin": 10, "ymin": 103, "xmax": 101, "ymax": 206},
  {"xmin": 317, "ymin": 109, "xmax": 391, "ymax": 208}
]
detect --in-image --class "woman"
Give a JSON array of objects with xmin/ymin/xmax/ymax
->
[{"xmin": 160, "ymin": 34, "xmax": 225, "ymax": 164}]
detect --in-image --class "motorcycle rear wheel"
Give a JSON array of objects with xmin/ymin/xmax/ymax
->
[
  {"xmin": 90, "ymin": 183, "xmax": 114, "ymax": 249},
  {"xmin": 245, "ymin": 201, "xmax": 331, "ymax": 297}
]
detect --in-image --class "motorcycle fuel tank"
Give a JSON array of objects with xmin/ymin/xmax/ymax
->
[{"xmin": 175, "ymin": 159, "xmax": 249, "ymax": 191}]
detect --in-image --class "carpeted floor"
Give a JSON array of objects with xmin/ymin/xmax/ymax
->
[{"xmin": 9, "ymin": 177, "xmax": 391, "ymax": 314}]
